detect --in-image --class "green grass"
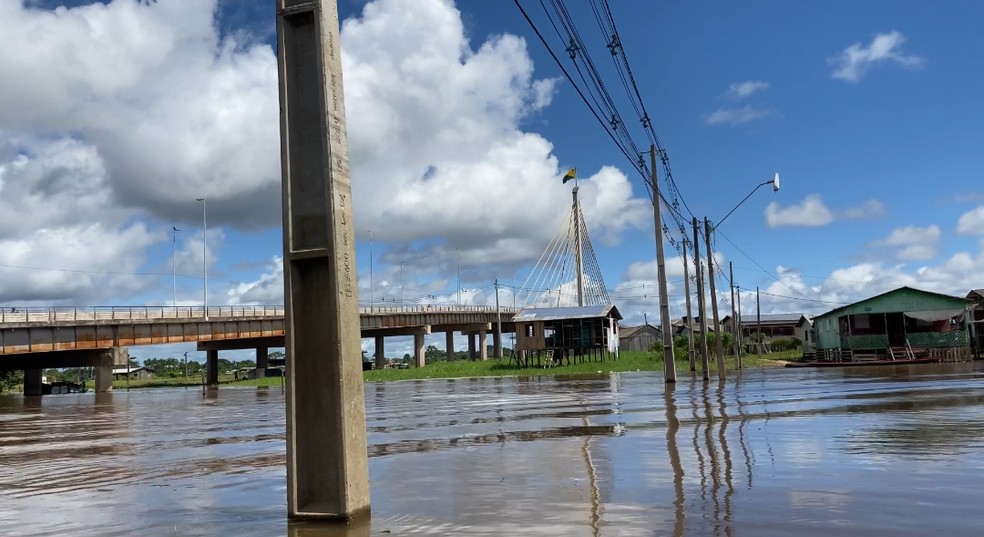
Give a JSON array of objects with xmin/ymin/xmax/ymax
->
[{"xmin": 47, "ymin": 350, "xmax": 798, "ymax": 392}]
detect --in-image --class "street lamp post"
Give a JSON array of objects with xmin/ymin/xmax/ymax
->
[
  {"xmin": 195, "ymin": 198, "xmax": 208, "ymax": 320},
  {"xmin": 367, "ymin": 230, "xmax": 374, "ymax": 312},
  {"xmin": 400, "ymin": 261, "xmax": 405, "ymax": 309},
  {"xmin": 704, "ymin": 173, "xmax": 779, "ymax": 374},
  {"xmin": 455, "ymin": 248, "xmax": 461, "ymax": 307},
  {"xmin": 172, "ymin": 226, "xmax": 180, "ymax": 308}
]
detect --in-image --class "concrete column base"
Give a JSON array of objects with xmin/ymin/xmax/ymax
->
[
  {"xmin": 24, "ymin": 369, "xmax": 43, "ymax": 397},
  {"xmin": 493, "ymin": 329, "xmax": 502, "ymax": 360},
  {"xmin": 95, "ymin": 363, "xmax": 114, "ymax": 393},
  {"xmin": 467, "ymin": 333, "xmax": 476, "ymax": 361},
  {"xmin": 446, "ymin": 331, "xmax": 455, "ymax": 362},
  {"xmin": 256, "ymin": 346, "xmax": 269, "ymax": 378},
  {"xmin": 479, "ymin": 330, "xmax": 488, "ymax": 361},
  {"xmin": 414, "ymin": 333, "xmax": 426, "ymax": 368},
  {"xmin": 207, "ymin": 349, "xmax": 219, "ymax": 385},
  {"xmin": 375, "ymin": 335, "xmax": 386, "ymax": 370}
]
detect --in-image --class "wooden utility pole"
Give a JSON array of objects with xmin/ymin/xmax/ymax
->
[
  {"xmin": 704, "ymin": 218, "xmax": 726, "ymax": 379},
  {"xmin": 494, "ymin": 278, "xmax": 503, "ymax": 359},
  {"xmin": 756, "ymin": 286, "xmax": 763, "ymax": 355},
  {"xmin": 736, "ymin": 286, "xmax": 743, "ymax": 363},
  {"xmin": 681, "ymin": 239, "xmax": 696, "ymax": 372},
  {"xmin": 730, "ymin": 261, "xmax": 740, "ymax": 369},
  {"xmin": 277, "ymin": 0, "xmax": 369, "ymax": 521},
  {"xmin": 692, "ymin": 218, "xmax": 709, "ymax": 380},
  {"xmin": 650, "ymin": 145, "xmax": 676, "ymax": 383}
]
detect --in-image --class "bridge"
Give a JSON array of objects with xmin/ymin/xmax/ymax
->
[{"xmin": 0, "ymin": 304, "xmax": 519, "ymax": 395}]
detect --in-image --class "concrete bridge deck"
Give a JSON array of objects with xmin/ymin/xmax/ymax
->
[{"xmin": 0, "ymin": 304, "xmax": 518, "ymax": 394}]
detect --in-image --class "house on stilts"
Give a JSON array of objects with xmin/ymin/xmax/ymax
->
[{"xmin": 812, "ymin": 286, "xmax": 973, "ymax": 362}]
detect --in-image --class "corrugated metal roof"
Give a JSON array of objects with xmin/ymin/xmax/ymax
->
[
  {"xmin": 739, "ymin": 313, "xmax": 808, "ymax": 325},
  {"xmin": 815, "ymin": 286, "xmax": 969, "ymax": 321},
  {"xmin": 512, "ymin": 304, "xmax": 621, "ymax": 322},
  {"xmin": 619, "ymin": 324, "xmax": 659, "ymax": 338}
]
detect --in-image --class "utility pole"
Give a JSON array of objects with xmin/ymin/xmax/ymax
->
[
  {"xmin": 730, "ymin": 261, "xmax": 740, "ymax": 369},
  {"xmin": 692, "ymin": 218, "xmax": 709, "ymax": 380},
  {"xmin": 736, "ymin": 286, "xmax": 744, "ymax": 363},
  {"xmin": 704, "ymin": 218, "xmax": 726, "ymax": 379},
  {"xmin": 367, "ymin": 229, "xmax": 374, "ymax": 312},
  {"xmin": 195, "ymin": 197, "xmax": 208, "ymax": 320},
  {"xmin": 756, "ymin": 286, "xmax": 763, "ymax": 355},
  {"xmin": 400, "ymin": 261, "xmax": 405, "ymax": 308},
  {"xmin": 494, "ymin": 278, "xmax": 503, "ymax": 360},
  {"xmin": 681, "ymin": 238, "xmax": 696, "ymax": 372},
  {"xmin": 183, "ymin": 351, "xmax": 188, "ymax": 379},
  {"xmin": 650, "ymin": 145, "xmax": 676, "ymax": 383},
  {"xmin": 172, "ymin": 226, "xmax": 180, "ymax": 308}
]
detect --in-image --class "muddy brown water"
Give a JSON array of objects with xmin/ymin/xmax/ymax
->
[{"xmin": 3, "ymin": 363, "xmax": 984, "ymax": 536}]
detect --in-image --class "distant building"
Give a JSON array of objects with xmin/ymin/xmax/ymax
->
[
  {"xmin": 814, "ymin": 286, "xmax": 971, "ymax": 362},
  {"xmin": 112, "ymin": 366, "xmax": 155, "ymax": 381},
  {"xmin": 671, "ymin": 316, "xmax": 719, "ymax": 336},
  {"xmin": 968, "ymin": 289, "xmax": 984, "ymax": 357},
  {"xmin": 619, "ymin": 323, "xmax": 661, "ymax": 352},
  {"xmin": 733, "ymin": 313, "xmax": 814, "ymax": 353}
]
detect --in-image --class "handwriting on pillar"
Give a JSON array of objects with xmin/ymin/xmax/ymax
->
[{"xmin": 327, "ymin": 19, "xmax": 354, "ymax": 299}]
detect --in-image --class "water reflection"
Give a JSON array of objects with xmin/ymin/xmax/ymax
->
[{"xmin": 2, "ymin": 364, "xmax": 984, "ymax": 536}]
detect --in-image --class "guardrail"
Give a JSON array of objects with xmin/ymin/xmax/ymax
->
[{"xmin": 0, "ymin": 304, "xmax": 520, "ymax": 324}]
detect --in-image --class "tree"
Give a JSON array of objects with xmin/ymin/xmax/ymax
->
[
  {"xmin": 0, "ymin": 371, "xmax": 23, "ymax": 392},
  {"xmin": 425, "ymin": 345, "xmax": 447, "ymax": 363}
]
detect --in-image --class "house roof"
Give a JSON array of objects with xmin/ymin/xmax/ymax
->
[
  {"xmin": 815, "ymin": 286, "xmax": 969, "ymax": 321},
  {"xmin": 512, "ymin": 304, "xmax": 622, "ymax": 322},
  {"xmin": 739, "ymin": 313, "xmax": 810, "ymax": 326},
  {"xmin": 620, "ymin": 324, "xmax": 660, "ymax": 338},
  {"xmin": 968, "ymin": 289, "xmax": 984, "ymax": 301}
]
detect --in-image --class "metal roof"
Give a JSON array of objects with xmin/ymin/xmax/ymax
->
[
  {"xmin": 815, "ymin": 286, "xmax": 969, "ymax": 321},
  {"xmin": 739, "ymin": 313, "xmax": 809, "ymax": 326},
  {"xmin": 619, "ymin": 324, "xmax": 659, "ymax": 338},
  {"xmin": 512, "ymin": 304, "xmax": 622, "ymax": 322}
]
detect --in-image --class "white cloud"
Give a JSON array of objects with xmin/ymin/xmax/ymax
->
[
  {"xmin": 956, "ymin": 205, "xmax": 984, "ymax": 235},
  {"xmin": 765, "ymin": 194, "xmax": 835, "ymax": 228},
  {"xmin": 765, "ymin": 195, "xmax": 885, "ymax": 228},
  {"xmin": 842, "ymin": 199, "xmax": 886, "ymax": 220},
  {"xmin": 877, "ymin": 225, "xmax": 941, "ymax": 261},
  {"xmin": 727, "ymin": 80, "xmax": 769, "ymax": 99},
  {"xmin": 705, "ymin": 105, "xmax": 770, "ymax": 126},
  {"xmin": 829, "ymin": 31, "xmax": 923, "ymax": 82}
]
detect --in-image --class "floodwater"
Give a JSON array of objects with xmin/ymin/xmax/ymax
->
[{"xmin": 3, "ymin": 364, "xmax": 984, "ymax": 536}]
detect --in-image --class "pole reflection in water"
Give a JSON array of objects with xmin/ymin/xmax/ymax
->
[
  {"xmin": 4, "ymin": 364, "xmax": 984, "ymax": 536},
  {"xmin": 663, "ymin": 383, "xmax": 685, "ymax": 537}
]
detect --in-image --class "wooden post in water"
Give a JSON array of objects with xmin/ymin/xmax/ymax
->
[
  {"xmin": 692, "ymin": 218, "xmax": 710, "ymax": 381},
  {"xmin": 704, "ymin": 218, "xmax": 726, "ymax": 380},
  {"xmin": 682, "ymin": 239, "xmax": 697, "ymax": 372},
  {"xmin": 276, "ymin": 0, "xmax": 370, "ymax": 521}
]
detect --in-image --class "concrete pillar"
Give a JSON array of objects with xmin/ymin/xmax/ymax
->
[
  {"xmin": 414, "ymin": 332, "xmax": 426, "ymax": 368},
  {"xmin": 479, "ymin": 330, "xmax": 488, "ymax": 361},
  {"xmin": 95, "ymin": 362, "xmax": 114, "ymax": 393},
  {"xmin": 24, "ymin": 369, "xmax": 43, "ymax": 397},
  {"xmin": 374, "ymin": 335, "xmax": 386, "ymax": 370},
  {"xmin": 493, "ymin": 329, "xmax": 502, "ymax": 361},
  {"xmin": 446, "ymin": 331, "xmax": 456, "ymax": 362},
  {"xmin": 207, "ymin": 349, "xmax": 219, "ymax": 386},
  {"xmin": 468, "ymin": 333, "xmax": 476, "ymax": 360},
  {"xmin": 277, "ymin": 0, "xmax": 370, "ymax": 520},
  {"xmin": 256, "ymin": 347, "xmax": 269, "ymax": 378}
]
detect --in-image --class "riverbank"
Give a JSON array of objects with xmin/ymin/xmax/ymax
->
[{"xmin": 0, "ymin": 351, "xmax": 798, "ymax": 393}]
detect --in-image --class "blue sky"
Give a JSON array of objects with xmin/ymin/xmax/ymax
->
[{"xmin": 1, "ymin": 0, "xmax": 982, "ymax": 360}]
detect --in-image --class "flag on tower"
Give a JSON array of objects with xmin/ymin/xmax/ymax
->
[{"xmin": 562, "ymin": 168, "xmax": 576, "ymax": 184}]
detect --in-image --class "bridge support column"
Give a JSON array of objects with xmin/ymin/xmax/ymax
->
[
  {"xmin": 95, "ymin": 360, "xmax": 114, "ymax": 393},
  {"xmin": 414, "ymin": 332, "xmax": 426, "ymax": 368},
  {"xmin": 493, "ymin": 330, "xmax": 502, "ymax": 361},
  {"xmin": 206, "ymin": 350, "xmax": 219, "ymax": 386},
  {"xmin": 375, "ymin": 335, "xmax": 386, "ymax": 369},
  {"xmin": 479, "ymin": 330, "xmax": 487, "ymax": 361},
  {"xmin": 256, "ymin": 347, "xmax": 269, "ymax": 378},
  {"xmin": 24, "ymin": 369, "xmax": 43, "ymax": 397},
  {"xmin": 467, "ymin": 333, "xmax": 476, "ymax": 360},
  {"xmin": 446, "ymin": 331, "xmax": 455, "ymax": 362}
]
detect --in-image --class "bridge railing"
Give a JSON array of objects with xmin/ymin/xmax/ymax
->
[
  {"xmin": 0, "ymin": 305, "xmax": 286, "ymax": 323},
  {"xmin": 0, "ymin": 304, "xmax": 520, "ymax": 324}
]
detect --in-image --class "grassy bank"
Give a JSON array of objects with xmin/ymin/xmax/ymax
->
[{"xmin": 39, "ymin": 350, "xmax": 797, "ymax": 392}]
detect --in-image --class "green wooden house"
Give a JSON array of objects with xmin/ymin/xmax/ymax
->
[{"xmin": 813, "ymin": 286, "xmax": 971, "ymax": 361}]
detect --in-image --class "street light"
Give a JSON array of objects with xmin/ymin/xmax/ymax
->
[
  {"xmin": 455, "ymin": 248, "xmax": 461, "ymax": 307},
  {"xmin": 195, "ymin": 197, "xmax": 208, "ymax": 320},
  {"xmin": 702, "ymin": 172, "xmax": 780, "ymax": 376},
  {"xmin": 715, "ymin": 172, "xmax": 779, "ymax": 231},
  {"xmin": 367, "ymin": 229, "xmax": 374, "ymax": 312},
  {"xmin": 400, "ymin": 261, "xmax": 405, "ymax": 309},
  {"xmin": 172, "ymin": 226, "xmax": 180, "ymax": 308}
]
